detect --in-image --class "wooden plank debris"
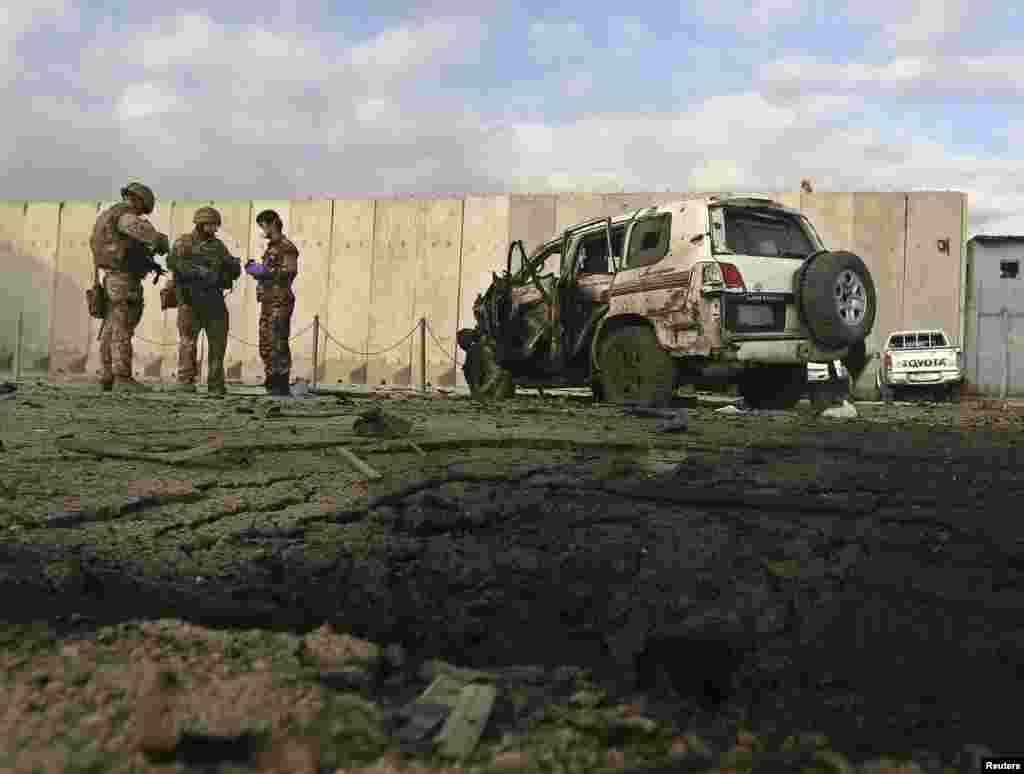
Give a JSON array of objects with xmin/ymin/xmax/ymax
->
[{"xmin": 435, "ymin": 682, "xmax": 498, "ymax": 759}]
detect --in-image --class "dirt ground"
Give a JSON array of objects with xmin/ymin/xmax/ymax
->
[{"xmin": 1, "ymin": 380, "xmax": 1022, "ymax": 774}]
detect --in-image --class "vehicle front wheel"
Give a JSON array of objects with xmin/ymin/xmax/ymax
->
[
  {"xmin": 739, "ymin": 365, "xmax": 807, "ymax": 410},
  {"xmin": 463, "ymin": 335, "xmax": 515, "ymax": 400},
  {"xmin": 596, "ymin": 325, "xmax": 677, "ymax": 407}
]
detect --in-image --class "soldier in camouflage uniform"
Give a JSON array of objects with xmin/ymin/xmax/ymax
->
[
  {"xmin": 90, "ymin": 182, "xmax": 170, "ymax": 392},
  {"xmin": 166, "ymin": 207, "xmax": 241, "ymax": 397},
  {"xmin": 245, "ymin": 209, "xmax": 299, "ymax": 396}
]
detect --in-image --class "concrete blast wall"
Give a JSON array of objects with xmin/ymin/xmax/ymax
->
[{"xmin": 1, "ymin": 191, "xmax": 965, "ymax": 391}]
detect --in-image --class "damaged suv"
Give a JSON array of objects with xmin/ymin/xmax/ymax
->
[{"xmin": 457, "ymin": 196, "xmax": 876, "ymax": 408}]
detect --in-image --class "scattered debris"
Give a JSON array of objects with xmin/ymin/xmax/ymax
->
[
  {"xmin": 332, "ymin": 447, "xmax": 383, "ymax": 480},
  {"xmin": 715, "ymin": 404, "xmax": 747, "ymax": 415},
  {"xmin": 822, "ymin": 400, "xmax": 859, "ymax": 420},
  {"xmin": 354, "ymin": 406, "xmax": 414, "ymax": 438},
  {"xmin": 436, "ymin": 682, "xmax": 498, "ymax": 759},
  {"xmin": 655, "ymin": 416, "xmax": 689, "ymax": 433},
  {"xmin": 622, "ymin": 406, "xmax": 678, "ymax": 420}
]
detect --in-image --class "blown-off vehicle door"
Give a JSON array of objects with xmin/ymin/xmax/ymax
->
[
  {"xmin": 503, "ymin": 241, "xmax": 561, "ymax": 362},
  {"xmin": 557, "ymin": 223, "xmax": 625, "ymax": 364}
]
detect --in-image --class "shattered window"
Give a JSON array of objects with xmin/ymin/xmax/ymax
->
[
  {"xmin": 573, "ymin": 226, "xmax": 626, "ymax": 274},
  {"xmin": 625, "ymin": 214, "xmax": 671, "ymax": 269},
  {"xmin": 718, "ymin": 207, "xmax": 816, "ymax": 258},
  {"xmin": 527, "ymin": 245, "xmax": 561, "ymax": 278}
]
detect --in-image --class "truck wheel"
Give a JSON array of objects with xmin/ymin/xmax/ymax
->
[
  {"xmin": 739, "ymin": 365, "xmax": 807, "ymax": 410},
  {"xmin": 798, "ymin": 251, "xmax": 877, "ymax": 350},
  {"xmin": 463, "ymin": 335, "xmax": 515, "ymax": 400},
  {"xmin": 597, "ymin": 325, "xmax": 677, "ymax": 408}
]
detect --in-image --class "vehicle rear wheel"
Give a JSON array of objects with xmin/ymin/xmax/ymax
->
[
  {"xmin": 798, "ymin": 251, "xmax": 877, "ymax": 350},
  {"xmin": 739, "ymin": 365, "xmax": 807, "ymax": 410},
  {"xmin": 463, "ymin": 335, "xmax": 515, "ymax": 400},
  {"xmin": 596, "ymin": 325, "xmax": 677, "ymax": 408}
]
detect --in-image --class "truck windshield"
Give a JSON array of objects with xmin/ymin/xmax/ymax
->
[
  {"xmin": 711, "ymin": 206, "xmax": 822, "ymax": 258},
  {"xmin": 889, "ymin": 332, "xmax": 947, "ymax": 349}
]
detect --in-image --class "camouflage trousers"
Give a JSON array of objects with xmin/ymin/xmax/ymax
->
[
  {"xmin": 99, "ymin": 272, "xmax": 144, "ymax": 381},
  {"xmin": 176, "ymin": 297, "xmax": 229, "ymax": 389},
  {"xmin": 258, "ymin": 296, "xmax": 294, "ymax": 378}
]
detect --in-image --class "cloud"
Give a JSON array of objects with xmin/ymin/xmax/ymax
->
[
  {"xmin": 0, "ymin": 0, "xmax": 66, "ymax": 74},
  {"xmin": 115, "ymin": 82, "xmax": 183, "ymax": 122},
  {"xmin": 1, "ymin": 4, "xmax": 1023, "ymax": 238},
  {"xmin": 844, "ymin": 0, "xmax": 971, "ymax": 49},
  {"xmin": 760, "ymin": 54, "xmax": 1024, "ymax": 98}
]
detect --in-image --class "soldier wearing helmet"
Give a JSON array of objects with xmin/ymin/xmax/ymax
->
[
  {"xmin": 244, "ymin": 209, "xmax": 299, "ymax": 396},
  {"xmin": 165, "ymin": 206, "xmax": 242, "ymax": 396},
  {"xmin": 89, "ymin": 182, "xmax": 171, "ymax": 392}
]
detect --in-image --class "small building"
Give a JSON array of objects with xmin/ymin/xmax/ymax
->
[{"xmin": 964, "ymin": 236, "xmax": 1024, "ymax": 396}]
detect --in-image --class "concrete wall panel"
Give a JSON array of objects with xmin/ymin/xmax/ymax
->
[
  {"xmin": 18, "ymin": 203, "xmax": 61, "ymax": 371},
  {"xmin": 800, "ymin": 192, "xmax": 856, "ymax": 253},
  {"xmin": 456, "ymin": 196, "xmax": 511, "ymax": 386},
  {"xmin": 367, "ymin": 199, "xmax": 423, "ymax": 386},
  {"xmin": 241, "ymin": 200, "xmax": 291, "ymax": 382},
  {"xmin": 773, "ymin": 192, "xmax": 803, "ymax": 211},
  {"xmin": 554, "ymin": 193, "xmax": 604, "ymax": 233},
  {"xmin": 413, "ymin": 199, "xmax": 464, "ymax": 387},
  {"xmin": 287, "ymin": 199, "xmax": 334, "ymax": 381},
  {"xmin": 508, "ymin": 195, "xmax": 557, "ymax": 262},
  {"xmin": 850, "ymin": 193, "xmax": 907, "ymax": 361},
  {"xmin": 321, "ymin": 199, "xmax": 374, "ymax": 385},
  {"xmin": 904, "ymin": 192, "xmax": 966, "ymax": 343},
  {"xmin": 0, "ymin": 202, "xmax": 26, "ymax": 367},
  {"xmin": 49, "ymin": 202, "xmax": 102, "ymax": 378}
]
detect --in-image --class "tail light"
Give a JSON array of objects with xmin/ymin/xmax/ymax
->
[
  {"xmin": 718, "ymin": 262, "xmax": 746, "ymax": 291},
  {"xmin": 884, "ymin": 353, "xmax": 892, "ymax": 370}
]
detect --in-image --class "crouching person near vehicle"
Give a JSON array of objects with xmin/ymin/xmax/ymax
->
[
  {"xmin": 165, "ymin": 207, "xmax": 241, "ymax": 397},
  {"xmin": 245, "ymin": 209, "xmax": 299, "ymax": 397}
]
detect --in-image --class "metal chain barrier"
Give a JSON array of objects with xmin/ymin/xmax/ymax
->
[
  {"xmin": 424, "ymin": 320, "xmax": 464, "ymax": 368},
  {"xmin": 133, "ymin": 334, "xmax": 177, "ymax": 348},
  {"xmin": 319, "ymin": 322, "xmax": 420, "ymax": 358},
  {"xmin": 136, "ymin": 321, "xmax": 316, "ymax": 350}
]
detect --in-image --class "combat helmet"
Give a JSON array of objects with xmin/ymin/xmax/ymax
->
[
  {"xmin": 120, "ymin": 182, "xmax": 155, "ymax": 214},
  {"xmin": 193, "ymin": 206, "xmax": 222, "ymax": 226}
]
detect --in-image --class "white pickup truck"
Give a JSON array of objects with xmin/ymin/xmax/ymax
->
[{"xmin": 875, "ymin": 330, "xmax": 963, "ymax": 401}]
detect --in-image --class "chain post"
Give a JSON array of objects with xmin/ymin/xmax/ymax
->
[
  {"xmin": 420, "ymin": 317, "xmax": 427, "ymax": 393},
  {"xmin": 14, "ymin": 310, "xmax": 23, "ymax": 381},
  {"xmin": 312, "ymin": 315, "xmax": 320, "ymax": 389}
]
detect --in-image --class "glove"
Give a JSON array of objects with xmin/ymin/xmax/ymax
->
[
  {"xmin": 182, "ymin": 265, "xmax": 214, "ymax": 283},
  {"xmin": 245, "ymin": 261, "xmax": 267, "ymax": 277}
]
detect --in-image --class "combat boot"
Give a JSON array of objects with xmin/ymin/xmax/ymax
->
[
  {"xmin": 263, "ymin": 375, "xmax": 274, "ymax": 394},
  {"xmin": 270, "ymin": 373, "xmax": 291, "ymax": 397},
  {"xmin": 113, "ymin": 377, "xmax": 151, "ymax": 393},
  {"xmin": 99, "ymin": 377, "xmax": 113, "ymax": 392}
]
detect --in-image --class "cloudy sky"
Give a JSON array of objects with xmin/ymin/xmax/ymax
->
[{"xmin": 2, "ymin": 0, "xmax": 1022, "ymax": 232}]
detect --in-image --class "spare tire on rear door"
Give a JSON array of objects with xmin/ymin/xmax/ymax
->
[{"xmin": 796, "ymin": 250, "xmax": 876, "ymax": 350}]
